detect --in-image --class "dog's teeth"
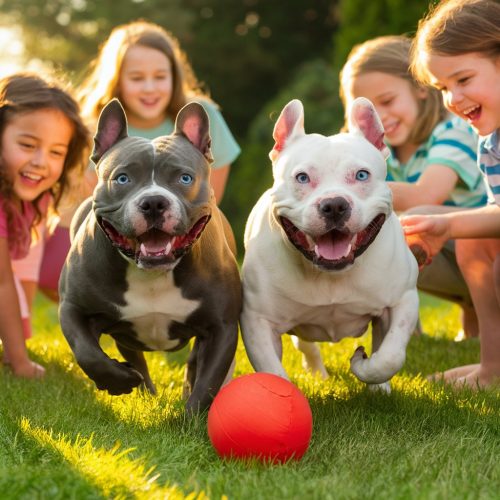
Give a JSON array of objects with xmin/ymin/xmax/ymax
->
[{"xmin": 165, "ymin": 241, "xmax": 172, "ymax": 254}]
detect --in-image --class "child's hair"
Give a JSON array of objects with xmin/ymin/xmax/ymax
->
[
  {"xmin": 411, "ymin": 0, "xmax": 500, "ymax": 85},
  {"xmin": 0, "ymin": 73, "xmax": 90, "ymax": 230},
  {"xmin": 339, "ymin": 35, "xmax": 447, "ymax": 145},
  {"xmin": 78, "ymin": 20, "xmax": 208, "ymax": 125}
]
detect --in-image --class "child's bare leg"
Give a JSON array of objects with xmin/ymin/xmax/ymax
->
[{"xmin": 438, "ymin": 239, "xmax": 500, "ymax": 388}]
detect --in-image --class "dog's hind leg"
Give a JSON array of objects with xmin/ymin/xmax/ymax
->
[
  {"xmin": 368, "ymin": 312, "xmax": 392, "ymax": 393},
  {"xmin": 116, "ymin": 344, "xmax": 156, "ymax": 395},
  {"xmin": 291, "ymin": 334, "xmax": 328, "ymax": 379}
]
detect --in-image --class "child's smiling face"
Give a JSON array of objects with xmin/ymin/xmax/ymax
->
[
  {"xmin": 424, "ymin": 51, "xmax": 500, "ymax": 136},
  {"xmin": 0, "ymin": 108, "xmax": 73, "ymax": 203},
  {"xmin": 118, "ymin": 45, "xmax": 173, "ymax": 129}
]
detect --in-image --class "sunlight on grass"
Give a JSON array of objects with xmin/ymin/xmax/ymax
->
[
  {"xmin": 92, "ymin": 354, "xmax": 186, "ymax": 427},
  {"xmin": 20, "ymin": 417, "xmax": 206, "ymax": 500}
]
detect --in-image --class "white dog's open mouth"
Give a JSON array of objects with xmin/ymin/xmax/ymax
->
[
  {"xmin": 280, "ymin": 214, "xmax": 385, "ymax": 270},
  {"xmin": 99, "ymin": 215, "xmax": 210, "ymax": 267}
]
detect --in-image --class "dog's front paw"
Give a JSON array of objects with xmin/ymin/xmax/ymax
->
[
  {"xmin": 352, "ymin": 346, "xmax": 368, "ymax": 360},
  {"xmin": 93, "ymin": 361, "xmax": 144, "ymax": 395}
]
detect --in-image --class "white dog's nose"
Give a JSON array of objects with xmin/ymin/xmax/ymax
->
[{"xmin": 319, "ymin": 197, "xmax": 350, "ymax": 223}]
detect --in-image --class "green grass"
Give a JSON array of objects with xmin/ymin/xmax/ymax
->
[{"xmin": 1, "ymin": 293, "xmax": 498, "ymax": 499}]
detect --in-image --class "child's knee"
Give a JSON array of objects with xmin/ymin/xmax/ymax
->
[
  {"xmin": 456, "ymin": 239, "xmax": 483, "ymax": 270},
  {"xmin": 456, "ymin": 239, "xmax": 499, "ymax": 270}
]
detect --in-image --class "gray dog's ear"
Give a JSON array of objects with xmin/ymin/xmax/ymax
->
[
  {"xmin": 348, "ymin": 97, "xmax": 389, "ymax": 159},
  {"xmin": 91, "ymin": 99, "xmax": 128, "ymax": 164},
  {"xmin": 174, "ymin": 102, "xmax": 213, "ymax": 162}
]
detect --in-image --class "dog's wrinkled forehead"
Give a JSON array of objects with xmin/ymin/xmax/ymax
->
[
  {"xmin": 278, "ymin": 132, "xmax": 386, "ymax": 177},
  {"xmin": 96, "ymin": 134, "xmax": 208, "ymax": 176},
  {"xmin": 153, "ymin": 134, "xmax": 209, "ymax": 170}
]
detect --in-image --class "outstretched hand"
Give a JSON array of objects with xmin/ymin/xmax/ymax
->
[{"xmin": 400, "ymin": 214, "xmax": 451, "ymax": 265}]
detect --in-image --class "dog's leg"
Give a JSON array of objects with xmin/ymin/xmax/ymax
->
[
  {"xmin": 291, "ymin": 334, "xmax": 328, "ymax": 379},
  {"xmin": 59, "ymin": 302, "xmax": 144, "ymax": 395},
  {"xmin": 182, "ymin": 341, "xmax": 198, "ymax": 401},
  {"xmin": 185, "ymin": 324, "xmax": 238, "ymax": 413},
  {"xmin": 116, "ymin": 344, "xmax": 156, "ymax": 395},
  {"xmin": 241, "ymin": 312, "xmax": 287, "ymax": 379},
  {"xmin": 350, "ymin": 289, "xmax": 419, "ymax": 384},
  {"xmin": 368, "ymin": 312, "xmax": 391, "ymax": 393}
]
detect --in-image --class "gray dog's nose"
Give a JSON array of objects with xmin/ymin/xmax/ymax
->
[
  {"xmin": 319, "ymin": 197, "xmax": 350, "ymax": 223},
  {"xmin": 138, "ymin": 195, "xmax": 170, "ymax": 217}
]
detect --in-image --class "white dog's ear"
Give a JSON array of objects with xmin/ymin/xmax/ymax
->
[
  {"xmin": 348, "ymin": 97, "xmax": 390, "ymax": 159},
  {"xmin": 270, "ymin": 99, "xmax": 305, "ymax": 162}
]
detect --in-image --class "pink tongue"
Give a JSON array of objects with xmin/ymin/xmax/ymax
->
[
  {"xmin": 315, "ymin": 232, "xmax": 352, "ymax": 260},
  {"xmin": 140, "ymin": 235, "xmax": 172, "ymax": 256}
]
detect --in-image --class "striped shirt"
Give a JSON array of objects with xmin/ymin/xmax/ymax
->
[
  {"xmin": 386, "ymin": 116, "xmax": 487, "ymax": 208},
  {"xmin": 478, "ymin": 129, "xmax": 500, "ymax": 206}
]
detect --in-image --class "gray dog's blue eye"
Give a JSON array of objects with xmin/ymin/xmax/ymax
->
[
  {"xmin": 180, "ymin": 173, "xmax": 193, "ymax": 185},
  {"xmin": 115, "ymin": 173, "xmax": 130, "ymax": 185},
  {"xmin": 356, "ymin": 170, "xmax": 370, "ymax": 181},
  {"xmin": 296, "ymin": 172, "xmax": 310, "ymax": 184}
]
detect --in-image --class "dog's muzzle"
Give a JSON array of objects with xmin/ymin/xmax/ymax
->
[
  {"xmin": 98, "ymin": 215, "xmax": 211, "ymax": 268},
  {"xmin": 280, "ymin": 213, "xmax": 386, "ymax": 270}
]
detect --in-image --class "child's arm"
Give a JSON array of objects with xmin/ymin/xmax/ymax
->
[
  {"xmin": 389, "ymin": 164, "xmax": 459, "ymax": 211},
  {"xmin": 0, "ymin": 238, "xmax": 44, "ymax": 378},
  {"xmin": 401, "ymin": 204, "xmax": 500, "ymax": 258}
]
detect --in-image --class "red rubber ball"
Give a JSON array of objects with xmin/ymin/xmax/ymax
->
[{"xmin": 207, "ymin": 373, "xmax": 313, "ymax": 463}]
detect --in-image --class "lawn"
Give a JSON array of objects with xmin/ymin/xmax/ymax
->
[{"xmin": 0, "ymin": 293, "xmax": 498, "ymax": 499}]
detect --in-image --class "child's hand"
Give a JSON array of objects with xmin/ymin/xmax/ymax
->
[
  {"xmin": 10, "ymin": 359, "xmax": 45, "ymax": 379},
  {"xmin": 400, "ymin": 214, "xmax": 451, "ymax": 262}
]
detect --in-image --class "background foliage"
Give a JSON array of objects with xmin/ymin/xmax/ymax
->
[{"xmin": 0, "ymin": 0, "xmax": 434, "ymax": 249}]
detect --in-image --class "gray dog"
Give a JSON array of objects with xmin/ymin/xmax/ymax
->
[{"xmin": 59, "ymin": 99, "xmax": 241, "ymax": 412}]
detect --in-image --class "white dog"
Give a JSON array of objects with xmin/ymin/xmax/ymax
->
[{"xmin": 240, "ymin": 97, "xmax": 419, "ymax": 389}]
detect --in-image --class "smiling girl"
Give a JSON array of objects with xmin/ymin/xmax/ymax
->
[
  {"xmin": 402, "ymin": 0, "xmax": 500, "ymax": 388},
  {"xmin": 0, "ymin": 73, "xmax": 89, "ymax": 378}
]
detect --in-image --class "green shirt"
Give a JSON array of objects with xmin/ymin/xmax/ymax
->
[{"xmin": 127, "ymin": 99, "xmax": 240, "ymax": 169}]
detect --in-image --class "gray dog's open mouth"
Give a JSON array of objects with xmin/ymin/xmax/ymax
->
[
  {"xmin": 280, "ymin": 214, "xmax": 385, "ymax": 270},
  {"xmin": 99, "ymin": 215, "xmax": 210, "ymax": 267}
]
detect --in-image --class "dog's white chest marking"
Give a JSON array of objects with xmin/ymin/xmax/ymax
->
[{"xmin": 119, "ymin": 266, "xmax": 200, "ymax": 350}]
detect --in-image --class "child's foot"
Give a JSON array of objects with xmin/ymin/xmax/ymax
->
[
  {"xmin": 428, "ymin": 363, "xmax": 500, "ymax": 389},
  {"xmin": 7, "ymin": 359, "xmax": 45, "ymax": 379}
]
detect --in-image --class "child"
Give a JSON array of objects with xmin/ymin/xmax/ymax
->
[
  {"xmin": 339, "ymin": 35, "xmax": 486, "ymax": 338},
  {"xmin": 402, "ymin": 0, "xmax": 500, "ymax": 388},
  {"xmin": 77, "ymin": 20, "xmax": 240, "ymax": 204},
  {"xmin": 0, "ymin": 73, "xmax": 89, "ymax": 378}
]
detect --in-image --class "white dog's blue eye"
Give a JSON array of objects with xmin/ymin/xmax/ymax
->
[
  {"xmin": 296, "ymin": 172, "xmax": 310, "ymax": 184},
  {"xmin": 115, "ymin": 173, "xmax": 130, "ymax": 185},
  {"xmin": 356, "ymin": 170, "xmax": 370, "ymax": 181},
  {"xmin": 180, "ymin": 173, "xmax": 193, "ymax": 185}
]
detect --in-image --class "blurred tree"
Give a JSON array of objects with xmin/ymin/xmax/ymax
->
[
  {"xmin": 332, "ymin": 0, "xmax": 434, "ymax": 67},
  {"xmin": 0, "ymin": 0, "xmax": 192, "ymax": 79},
  {"xmin": 181, "ymin": 0, "xmax": 339, "ymax": 136}
]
